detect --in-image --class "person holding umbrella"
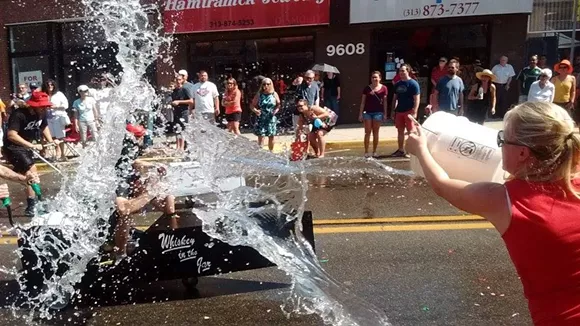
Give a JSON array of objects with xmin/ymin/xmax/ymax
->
[{"xmin": 321, "ymin": 71, "xmax": 341, "ymax": 118}]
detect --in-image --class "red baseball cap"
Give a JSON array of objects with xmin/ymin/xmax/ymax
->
[{"xmin": 126, "ymin": 124, "xmax": 146, "ymax": 138}]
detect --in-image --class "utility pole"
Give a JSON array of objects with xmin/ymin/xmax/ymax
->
[{"xmin": 572, "ymin": 0, "xmax": 578, "ymax": 59}]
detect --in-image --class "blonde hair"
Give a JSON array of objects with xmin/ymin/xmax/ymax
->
[
  {"xmin": 260, "ymin": 78, "xmax": 275, "ymax": 94},
  {"xmin": 504, "ymin": 102, "xmax": 580, "ymax": 199}
]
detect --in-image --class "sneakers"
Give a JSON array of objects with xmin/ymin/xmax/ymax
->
[
  {"xmin": 390, "ymin": 149, "xmax": 410, "ymax": 158},
  {"xmin": 364, "ymin": 153, "xmax": 380, "ymax": 159},
  {"xmin": 24, "ymin": 198, "xmax": 37, "ymax": 217}
]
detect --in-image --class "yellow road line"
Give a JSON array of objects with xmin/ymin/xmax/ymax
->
[
  {"xmin": 0, "ymin": 216, "xmax": 484, "ymax": 237},
  {"xmin": 0, "ymin": 222, "xmax": 494, "ymax": 245},
  {"xmin": 314, "ymin": 215, "xmax": 483, "ymax": 225},
  {"xmin": 314, "ymin": 222, "xmax": 493, "ymax": 234},
  {"xmin": 0, "ymin": 238, "xmax": 18, "ymax": 245}
]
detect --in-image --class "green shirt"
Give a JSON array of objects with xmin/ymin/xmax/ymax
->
[{"xmin": 517, "ymin": 66, "xmax": 542, "ymax": 95}]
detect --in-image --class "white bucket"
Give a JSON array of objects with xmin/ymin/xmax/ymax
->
[{"xmin": 410, "ymin": 111, "xmax": 506, "ymax": 184}]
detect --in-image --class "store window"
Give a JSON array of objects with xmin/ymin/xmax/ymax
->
[
  {"xmin": 188, "ymin": 35, "xmax": 314, "ymax": 124},
  {"xmin": 8, "ymin": 21, "xmax": 123, "ymax": 100},
  {"xmin": 9, "ymin": 24, "xmax": 49, "ymax": 54},
  {"xmin": 11, "ymin": 56, "xmax": 51, "ymax": 91}
]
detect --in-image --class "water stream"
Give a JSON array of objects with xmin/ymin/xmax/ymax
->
[{"xmin": 2, "ymin": 0, "xmax": 412, "ymax": 324}]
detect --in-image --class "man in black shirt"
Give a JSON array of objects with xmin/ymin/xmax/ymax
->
[
  {"xmin": 171, "ymin": 74, "xmax": 193, "ymax": 151},
  {"xmin": 3, "ymin": 92, "xmax": 57, "ymax": 217},
  {"xmin": 112, "ymin": 124, "xmax": 178, "ymax": 258}
]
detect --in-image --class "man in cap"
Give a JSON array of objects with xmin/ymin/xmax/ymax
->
[
  {"xmin": 110, "ymin": 123, "xmax": 178, "ymax": 260},
  {"xmin": 3, "ymin": 92, "xmax": 57, "ymax": 217},
  {"xmin": 178, "ymin": 69, "xmax": 195, "ymax": 103}
]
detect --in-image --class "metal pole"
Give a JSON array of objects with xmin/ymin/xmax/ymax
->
[{"xmin": 572, "ymin": 0, "xmax": 578, "ymax": 60}]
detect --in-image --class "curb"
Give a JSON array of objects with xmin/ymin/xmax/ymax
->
[
  {"xmin": 2, "ymin": 138, "xmax": 400, "ymax": 173},
  {"xmin": 262, "ymin": 138, "xmax": 398, "ymax": 152}
]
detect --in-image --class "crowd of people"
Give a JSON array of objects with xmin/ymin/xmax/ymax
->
[
  {"xmin": 0, "ymin": 77, "xmax": 112, "ymax": 217},
  {"xmin": 0, "ymin": 56, "xmax": 579, "ymax": 323},
  {"xmin": 363, "ymin": 54, "xmax": 580, "ymax": 159}
]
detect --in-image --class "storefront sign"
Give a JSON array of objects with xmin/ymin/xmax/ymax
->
[
  {"xmin": 350, "ymin": 0, "xmax": 533, "ymax": 24},
  {"xmin": 326, "ymin": 43, "xmax": 365, "ymax": 57},
  {"xmin": 18, "ymin": 71, "xmax": 43, "ymax": 87},
  {"xmin": 163, "ymin": 0, "xmax": 330, "ymax": 34}
]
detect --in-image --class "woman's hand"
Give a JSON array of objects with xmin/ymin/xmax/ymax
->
[
  {"xmin": 358, "ymin": 113, "xmax": 363, "ymax": 122},
  {"xmin": 491, "ymin": 107, "xmax": 496, "ymax": 116},
  {"xmin": 404, "ymin": 115, "xmax": 427, "ymax": 157},
  {"xmin": 254, "ymin": 109, "xmax": 261, "ymax": 116},
  {"xmin": 0, "ymin": 184, "xmax": 9, "ymax": 199}
]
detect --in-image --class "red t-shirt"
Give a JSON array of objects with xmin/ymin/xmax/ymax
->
[
  {"xmin": 224, "ymin": 89, "xmax": 242, "ymax": 114},
  {"xmin": 363, "ymin": 85, "xmax": 388, "ymax": 113},
  {"xmin": 431, "ymin": 67, "xmax": 447, "ymax": 84},
  {"xmin": 503, "ymin": 178, "xmax": 580, "ymax": 325}
]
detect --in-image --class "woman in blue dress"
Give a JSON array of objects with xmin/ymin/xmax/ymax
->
[{"xmin": 251, "ymin": 78, "xmax": 281, "ymax": 151}]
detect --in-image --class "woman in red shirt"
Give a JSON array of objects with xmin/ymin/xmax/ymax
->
[
  {"xmin": 222, "ymin": 78, "xmax": 242, "ymax": 135},
  {"xmin": 406, "ymin": 101, "xmax": 580, "ymax": 325}
]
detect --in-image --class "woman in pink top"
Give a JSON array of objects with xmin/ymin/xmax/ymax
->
[
  {"xmin": 223, "ymin": 78, "xmax": 242, "ymax": 135},
  {"xmin": 407, "ymin": 102, "xmax": 580, "ymax": 325}
]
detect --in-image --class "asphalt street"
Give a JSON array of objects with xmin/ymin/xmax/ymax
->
[
  {"xmin": 0, "ymin": 154, "xmax": 463, "ymax": 229},
  {"xmin": 0, "ymin": 229, "xmax": 530, "ymax": 325},
  {"xmin": 0, "ymin": 154, "xmax": 531, "ymax": 325}
]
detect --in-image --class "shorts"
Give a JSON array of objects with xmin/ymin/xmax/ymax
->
[
  {"xmin": 173, "ymin": 110, "xmax": 189, "ymax": 134},
  {"xmin": 173, "ymin": 119, "xmax": 186, "ymax": 135},
  {"xmin": 3, "ymin": 146, "xmax": 34, "ymax": 174},
  {"xmin": 363, "ymin": 112, "xmax": 384, "ymax": 121},
  {"xmin": 200, "ymin": 112, "xmax": 215, "ymax": 122},
  {"xmin": 226, "ymin": 112, "xmax": 241, "ymax": 122},
  {"xmin": 311, "ymin": 125, "xmax": 332, "ymax": 134},
  {"xmin": 395, "ymin": 110, "xmax": 415, "ymax": 131}
]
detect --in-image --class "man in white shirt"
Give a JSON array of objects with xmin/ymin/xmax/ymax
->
[
  {"xmin": 491, "ymin": 55, "xmax": 516, "ymax": 118},
  {"xmin": 192, "ymin": 70, "xmax": 220, "ymax": 122}
]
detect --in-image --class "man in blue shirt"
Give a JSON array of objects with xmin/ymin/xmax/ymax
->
[
  {"xmin": 433, "ymin": 61, "xmax": 465, "ymax": 115},
  {"xmin": 391, "ymin": 64, "xmax": 420, "ymax": 157}
]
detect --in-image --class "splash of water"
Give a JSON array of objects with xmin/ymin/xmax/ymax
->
[
  {"xmin": 2, "ymin": 0, "xmax": 171, "ymax": 321},
  {"xmin": 3, "ymin": 0, "xmax": 406, "ymax": 324},
  {"xmin": 178, "ymin": 119, "xmax": 393, "ymax": 325}
]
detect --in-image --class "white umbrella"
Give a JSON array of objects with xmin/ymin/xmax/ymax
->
[{"xmin": 311, "ymin": 63, "xmax": 340, "ymax": 74}]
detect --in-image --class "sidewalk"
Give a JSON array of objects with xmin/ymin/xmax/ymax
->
[
  {"xmin": 243, "ymin": 119, "xmax": 505, "ymax": 151},
  {"xmin": 3, "ymin": 120, "xmax": 506, "ymax": 172}
]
